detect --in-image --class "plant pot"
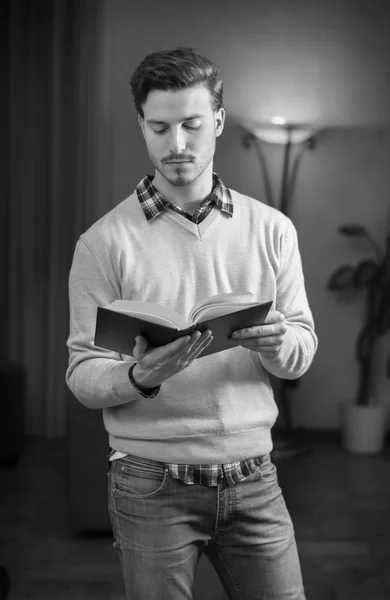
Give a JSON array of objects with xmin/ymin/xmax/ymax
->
[{"xmin": 342, "ymin": 400, "xmax": 387, "ymax": 454}]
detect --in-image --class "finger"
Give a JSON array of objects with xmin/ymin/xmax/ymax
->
[
  {"xmin": 264, "ymin": 310, "xmax": 285, "ymax": 324},
  {"xmin": 186, "ymin": 331, "xmax": 213, "ymax": 359},
  {"xmin": 189, "ymin": 334, "xmax": 214, "ymax": 360},
  {"xmin": 151, "ymin": 334, "xmax": 192, "ymax": 360},
  {"xmin": 229, "ymin": 336, "xmax": 281, "ymax": 347},
  {"xmin": 231, "ymin": 325, "xmax": 271, "ymax": 339},
  {"xmin": 175, "ymin": 330, "xmax": 211, "ymax": 359},
  {"xmin": 232, "ymin": 322, "xmax": 286, "ymax": 339},
  {"xmin": 133, "ymin": 335, "xmax": 149, "ymax": 358}
]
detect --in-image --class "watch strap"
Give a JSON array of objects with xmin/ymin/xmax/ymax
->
[{"xmin": 128, "ymin": 363, "xmax": 160, "ymax": 398}]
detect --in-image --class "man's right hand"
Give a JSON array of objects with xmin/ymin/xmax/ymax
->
[{"xmin": 131, "ymin": 330, "xmax": 213, "ymax": 389}]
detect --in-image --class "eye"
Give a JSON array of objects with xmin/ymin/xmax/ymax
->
[
  {"xmin": 184, "ymin": 123, "xmax": 201, "ymax": 130},
  {"xmin": 153, "ymin": 128, "xmax": 167, "ymax": 134}
]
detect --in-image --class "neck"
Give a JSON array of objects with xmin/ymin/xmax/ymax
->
[{"xmin": 152, "ymin": 163, "xmax": 214, "ymax": 212}]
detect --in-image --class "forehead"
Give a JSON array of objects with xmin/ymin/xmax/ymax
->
[{"xmin": 142, "ymin": 84, "xmax": 213, "ymax": 121}]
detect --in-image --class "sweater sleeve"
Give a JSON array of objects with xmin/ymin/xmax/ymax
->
[
  {"xmin": 257, "ymin": 217, "xmax": 318, "ymax": 379},
  {"xmin": 65, "ymin": 237, "xmax": 149, "ymax": 409}
]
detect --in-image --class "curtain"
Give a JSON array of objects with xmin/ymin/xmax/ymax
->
[{"xmin": 5, "ymin": 0, "xmax": 104, "ymax": 437}]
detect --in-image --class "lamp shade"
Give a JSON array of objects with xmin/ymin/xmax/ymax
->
[{"xmin": 243, "ymin": 120, "xmax": 317, "ymax": 144}]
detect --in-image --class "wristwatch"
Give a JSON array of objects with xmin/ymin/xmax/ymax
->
[{"xmin": 128, "ymin": 363, "xmax": 160, "ymax": 398}]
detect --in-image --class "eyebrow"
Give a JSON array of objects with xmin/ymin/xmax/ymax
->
[{"xmin": 146, "ymin": 114, "xmax": 205, "ymax": 125}]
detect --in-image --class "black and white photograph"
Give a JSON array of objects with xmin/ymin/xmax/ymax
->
[{"xmin": 1, "ymin": 1, "xmax": 390, "ymax": 598}]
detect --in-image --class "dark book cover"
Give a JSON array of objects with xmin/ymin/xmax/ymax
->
[{"xmin": 94, "ymin": 300, "xmax": 273, "ymax": 359}]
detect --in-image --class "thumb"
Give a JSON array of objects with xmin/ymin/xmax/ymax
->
[
  {"xmin": 133, "ymin": 335, "xmax": 148, "ymax": 359},
  {"xmin": 264, "ymin": 310, "xmax": 285, "ymax": 324}
]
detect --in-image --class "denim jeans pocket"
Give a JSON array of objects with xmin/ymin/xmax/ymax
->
[
  {"xmin": 110, "ymin": 453, "xmax": 169, "ymax": 499},
  {"xmin": 258, "ymin": 454, "xmax": 278, "ymax": 483},
  {"xmin": 106, "ymin": 447, "xmax": 116, "ymax": 473}
]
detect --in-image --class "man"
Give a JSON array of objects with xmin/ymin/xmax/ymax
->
[{"xmin": 66, "ymin": 47, "xmax": 317, "ymax": 600}]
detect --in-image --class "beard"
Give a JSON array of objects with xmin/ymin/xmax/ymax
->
[
  {"xmin": 148, "ymin": 141, "xmax": 215, "ymax": 188},
  {"xmin": 159, "ymin": 169, "xmax": 191, "ymax": 188}
]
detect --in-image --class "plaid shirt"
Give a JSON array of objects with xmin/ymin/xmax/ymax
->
[
  {"xmin": 115, "ymin": 174, "xmax": 265, "ymax": 486},
  {"xmin": 109, "ymin": 449, "xmax": 268, "ymax": 487},
  {"xmin": 136, "ymin": 172, "xmax": 233, "ymax": 223},
  {"xmin": 166, "ymin": 455, "xmax": 267, "ymax": 487}
]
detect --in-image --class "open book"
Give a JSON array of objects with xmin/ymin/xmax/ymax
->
[{"xmin": 94, "ymin": 291, "xmax": 273, "ymax": 359}]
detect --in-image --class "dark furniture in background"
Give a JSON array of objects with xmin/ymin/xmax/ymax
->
[
  {"xmin": 0, "ymin": 362, "xmax": 25, "ymax": 468},
  {"xmin": 0, "ymin": 566, "xmax": 10, "ymax": 600},
  {"xmin": 0, "ymin": 361, "xmax": 26, "ymax": 600}
]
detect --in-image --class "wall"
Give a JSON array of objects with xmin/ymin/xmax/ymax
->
[{"xmin": 93, "ymin": 0, "xmax": 390, "ymax": 429}]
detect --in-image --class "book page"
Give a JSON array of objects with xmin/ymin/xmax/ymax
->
[
  {"xmin": 105, "ymin": 300, "xmax": 188, "ymax": 329},
  {"xmin": 189, "ymin": 292, "xmax": 254, "ymax": 323},
  {"xmin": 192, "ymin": 301, "xmax": 264, "ymax": 323}
]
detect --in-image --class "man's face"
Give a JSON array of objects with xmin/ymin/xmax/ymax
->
[{"xmin": 138, "ymin": 84, "xmax": 225, "ymax": 187}]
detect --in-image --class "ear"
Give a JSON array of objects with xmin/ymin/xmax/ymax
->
[
  {"xmin": 138, "ymin": 114, "xmax": 145, "ymax": 139},
  {"xmin": 215, "ymin": 108, "xmax": 225, "ymax": 138}
]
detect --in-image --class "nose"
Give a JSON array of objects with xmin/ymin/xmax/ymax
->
[{"xmin": 168, "ymin": 127, "xmax": 186, "ymax": 155}]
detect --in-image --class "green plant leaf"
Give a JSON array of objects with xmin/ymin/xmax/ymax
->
[
  {"xmin": 327, "ymin": 265, "xmax": 356, "ymax": 290},
  {"xmin": 354, "ymin": 260, "xmax": 379, "ymax": 288},
  {"xmin": 338, "ymin": 225, "xmax": 368, "ymax": 237}
]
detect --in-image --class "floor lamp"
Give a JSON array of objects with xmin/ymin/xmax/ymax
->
[{"xmin": 243, "ymin": 118, "xmax": 319, "ymax": 458}]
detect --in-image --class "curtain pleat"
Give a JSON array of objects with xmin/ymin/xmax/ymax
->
[{"xmin": 6, "ymin": 0, "xmax": 104, "ymax": 437}]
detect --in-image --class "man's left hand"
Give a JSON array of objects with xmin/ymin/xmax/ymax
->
[{"xmin": 229, "ymin": 310, "xmax": 287, "ymax": 358}]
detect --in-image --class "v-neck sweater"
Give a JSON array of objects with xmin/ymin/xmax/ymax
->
[{"xmin": 66, "ymin": 187, "xmax": 318, "ymax": 464}]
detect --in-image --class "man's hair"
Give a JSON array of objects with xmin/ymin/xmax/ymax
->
[{"xmin": 130, "ymin": 47, "xmax": 223, "ymax": 118}]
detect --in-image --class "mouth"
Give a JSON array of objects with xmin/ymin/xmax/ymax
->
[{"xmin": 166, "ymin": 160, "xmax": 192, "ymax": 164}]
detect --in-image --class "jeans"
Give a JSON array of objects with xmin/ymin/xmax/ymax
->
[{"xmin": 107, "ymin": 451, "xmax": 306, "ymax": 600}]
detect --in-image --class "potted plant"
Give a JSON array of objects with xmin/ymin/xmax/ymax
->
[{"xmin": 327, "ymin": 205, "xmax": 390, "ymax": 453}]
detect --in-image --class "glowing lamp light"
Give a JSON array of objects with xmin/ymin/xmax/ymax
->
[
  {"xmin": 250, "ymin": 118, "xmax": 315, "ymax": 145},
  {"xmin": 270, "ymin": 116, "xmax": 287, "ymax": 125}
]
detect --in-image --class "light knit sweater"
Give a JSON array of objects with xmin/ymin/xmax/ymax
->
[{"xmin": 66, "ymin": 188, "xmax": 318, "ymax": 464}]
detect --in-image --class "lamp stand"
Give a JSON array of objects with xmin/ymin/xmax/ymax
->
[{"xmin": 243, "ymin": 128, "xmax": 318, "ymax": 459}]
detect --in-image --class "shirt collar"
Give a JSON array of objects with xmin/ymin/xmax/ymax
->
[{"xmin": 136, "ymin": 172, "xmax": 233, "ymax": 222}]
